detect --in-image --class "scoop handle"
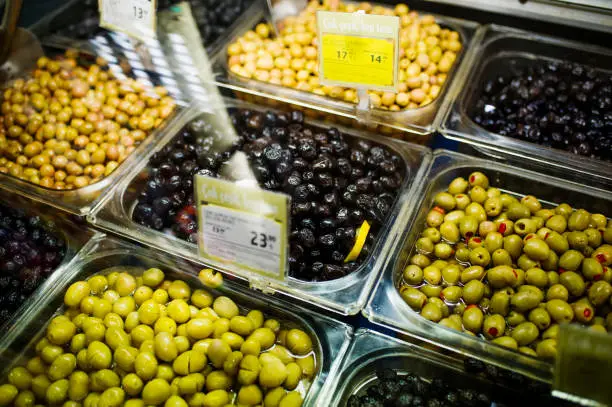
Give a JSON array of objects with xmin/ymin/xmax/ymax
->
[{"xmin": 0, "ymin": 0, "xmax": 24, "ymax": 64}]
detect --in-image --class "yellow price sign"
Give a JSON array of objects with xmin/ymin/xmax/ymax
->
[
  {"xmin": 317, "ymin": 11, "xmax": 399, "ymax": 92},
  {"xmin": 321, "ymin": 34, "xmax": 395, "ymax": 88}
]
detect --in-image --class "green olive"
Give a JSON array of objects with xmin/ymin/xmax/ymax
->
[
  {"xmin": 588, "ymin": 281, "xmax": 612, "ymax": 306},
  {"xmin": 420, "ymin": 302, "xmax": 443, "ymax": 322},
  {"xmin": 484, "ymin": 196, "xmax": 502, "ymax": 217},
  {"xmin": 487, "ymin": 265, "xmax": 516, "ymax": 289},
  {"xmin": 469, "ymin": 247, "xmax": 491, "ymax": 267},
  {"xmin": 506, "ymin": 311, "xmax": 526, "ymax": 327},
  {"xmin": 459, "ymin": 216, "xmax": 478, "ymax": 239},
  {"xmin": 420, "ymin": 284, "xmax": 442, "ymax": 298},
  {"xmin": 491, "ymin": 336, "xmax": 518, "ymax": 350},
  {"xmin": 522, "ymin": 238, "xmax": 550, "ymax": 261},
  {"xmin": 439, "ymin": 222, "xmax": 460, "ymax": 243},
  {"xmin": 514, "ymin": 218, "xmax": 537, "ymax": 236},
  {"xmin": 426, "ymin": 208, "xmax": 445, "ymax": 228},
  {"xmin": 511, "ymin": 289, "xmax": 542, "ymax": 313},
  {"xmin": 483, "ymin": 314, "xmax": 505, "ymax": 339},
  {"xmin": 524, "ymin": 268, "xmax": 548, "ymax": 288},
  {"xmin": 46, "ymin": 379, "xmax": 69, "ymax": 405},
  {"xmin": 462, "ymin": 306, "xmax": 483, "ymax": 333},
  {"xmin": 448, "ymin": 177, "xmax": 468, "ymax": 194},
  {"xmin": 441, "ymin": 286, "xmax": 462, "ymax": 303},
  {"xmin": 507, "ymin": 203, "xmax": 531, "ymax": 221},
  {"xmin": 400, "ymin": 287, "xmax": 427, "ymax": 310},
  {"xmin": 582, "ymin": 258, "xmax": 604, "ymax": 281},
  {"xmin": 415, "ymin": 237, "xmax": 434, "ymax": 254},
  {"xmin": 48, "ymin": 353, "xmax": 76, "ymax": 381},
  {"xmin": 434, "ymin": 191, "xmax": 456, "ymax": 211},
  {"xmin": 469, "ymin": 185, "xmax": 487, "ymax": 204},
  {"xmin": 546, "ymin": 215, "xmax": 567, "ymax": 234},
  {"xmin": 559, "ymin": 271, "xmax": 586, "ymax": 297},
  {"xmin": 519, "ymin": 346, "xmax": 538, "ymax": 357},
  {"xmin": 572, "ymin": 300, "xmax": 595, "ymax": 323},
  {"xmin": 460, "ymin": 265, "xmax": 485, "ymax": 284},
  {"xmin": 422, "ymin": 228, "xmax": 441, "ymax": 243},
  {"xmin": 546, "ymin": 284, "xmax": 568, "ymax": 302},
  {"xmin": 142, "ymin": 378, "xmax": 171, "ymax": 405},
  {"xmin": 434, "ymin": 242, "xmax": 453, "ymax": 259},
  {"xmin": 489, "ymin": 290, "xmax": 510, "ymax": 316},
  {"xmin": 286, "ymin": 329, "xmax": 313, "ymax": 356},
  {"xmin": 122, "ymin": 373, "xmax": 143, "ymax": 397},
  {"xmin": 568, "ymin": 209, "xmax": 591, "ymax": 231},
  {"xmin": 441, "ymin": 264, "xmax": 461, "ymax": 285},
  {"xmin": 585, "ymin": 228, "xmax": 602, "ymax": 248},
  {"xmin": 455, "ymin": 246, "xmax": 471, "ymax": 263},
  {"xmin": 485, "ymin": 232, "xmax": 503, "ymax": 253},
  {"xmin": 529, "ymin": 307, "xmax": 551, "ymax": 330},
  {"xmin": 462, "ymin": 280, "xmax": 485, "ymax": 305},
  {"xmin": 503, "ymin": 235, "xmax": 523, "ymax": 260},
  {"xmin": 546, "ymin": 299, "xmax": 574, "ymax": 323},
  {"xmin": 98, "ymin": 387, "xmax": 125, "ymax": 407},
  {"xmin": 492, "ymin": 249, "xmax": 513, "ymax": 266},
  {"xmin": 444, "ymin": 210, "xmax": 465, "ymax": 224},
  {"xmin": 0, "ymin": 384, "xmax": 18, "ymax": 406},
  {"xmin": 511, "ymin": 322, "xmax": 539, "ymax": 346},
  {"xmin": 536, "ymin": 338, "xmax": 557, "ymax": 359},
  {"xmin": 403, "ymin": 265, "xmax": 423, "ymax": 285}
]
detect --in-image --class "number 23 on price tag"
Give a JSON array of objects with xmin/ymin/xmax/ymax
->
[
  {"xmin": 317, "ymin": 10, "xmax": 399, "ymax": 92},
  {"xmin": 195, "ymin": 175, "xmax": 290, "ymax": 281}
]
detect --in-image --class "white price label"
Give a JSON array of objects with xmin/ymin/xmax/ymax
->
[
  {"xmin": 99, "ymin": 0, "xmax": 157, "ymax": 40},
  {"xmin": 201, "ymin": 204, "xmax": 282, "ymax": 278}
]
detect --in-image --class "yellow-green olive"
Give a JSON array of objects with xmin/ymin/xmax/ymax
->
[{"xmin": 546, "ymin": 299, "xmax": 574, "ymax": 323}]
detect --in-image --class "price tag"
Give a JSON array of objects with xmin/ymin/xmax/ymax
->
[
  {"xmin": 99, "ymin": 0, "xmax": 157, "ymax": 41},
  {"xmin": 553, "ymin": 324, "xmax": 612, "ymax": 406},
  {"xmin": 317, "ymin": 11, "xmax": 399, "ymax": 92},
  {"xmin": 195, "ymin": 175, "xmax": 290, "ymax": 281}
]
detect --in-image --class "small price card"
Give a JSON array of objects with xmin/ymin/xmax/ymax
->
[
  {"xmin": 554, "ymin": 324, "xmax": 612, "ymax": 406},
  {"xmin": 99, "ymin": 0, "xmax": 157, "ymax": 40},
  {"xmin": 195, "ymin": 175, "xmax": 290, "ymax": 281},
  {"xmin": 317, "ymin": 11, "xmax": 399, "ymax": 92}
]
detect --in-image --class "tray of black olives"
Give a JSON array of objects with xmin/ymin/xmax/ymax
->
[
  {"xmin": 0, "ymin": 189, "xmax": 95, "ymax": 341},
  {"xmin": 365, "ymin": 149, "xmax": 612, "ymax": 382},
  {"xmin": 0, "ymin": 234, "xmax": 352, "ymax": 407},
  {"xmin": 89, "ymin": 98, "xmax": 431, "ymax": 315},
  {"xmin": 319, "ymin": 329, "xmax": 576, "ymax": 407},
  {"xmin": 30, "ymin": 0, "xmax": 259, "ymax": 56},
  {"xmin": 439, "ymin": 24, "xmax": 612, "ymax": 184}
]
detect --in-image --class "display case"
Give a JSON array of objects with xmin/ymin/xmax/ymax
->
[
  {"xmin": 365, "ymin": 149, "xmax": 612, "ymax": 382},
  {"xmin": 89, "ymin": 98, "xmax": 431, "ymax": 315},
  {"xmin": 439, "ymin": 24, "xmax": 612, "ymax": 185},
  {"xmin": 0, "ymin": 234, "xmax": 353, "ymax": 406},
  {"xmin": 211, "ymin": 2, "xmax": 479, "ymax": 136}
]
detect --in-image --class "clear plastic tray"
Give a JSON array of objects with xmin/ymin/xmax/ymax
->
[
  {"xmin": 438, "ymin": 24, "xmax": 612, "ymax": 186},
  {"xmin": 28, "ymin": 0, "xmax": 262, "ymax": 58},
  {"xmin": 318, "ymin": 328, "xmax": 532, "ymax": 407},
  {"xmin": 0, "ymin": 189, "xmax": 95, "ymax": 340},
  {"xmin": 0, "ymin": 234, "xmax": 353, "ymax": 406},
  {"xmin": 0, "ymin": 43, "xmax": 187, "ymax": 216},
  {"xmin": 364, "ymin": 149, "xmax": 612, "ymax": 382},
  {"xmin": 89, "ymin": 97, "xmax": 432, "ymax": 315},
  {"xmin": 210, "ymin": 3, "xmax": 479, "ymax": 136}
]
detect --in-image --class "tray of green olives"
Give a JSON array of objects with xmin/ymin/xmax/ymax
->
[
  {"xmin": 0, "ymin": 44, "xmax": 186, "ymax": 216},
  {"xmin": 320, "ymin": 329, "xmax": 575, "ymax": 407},
  {"xmin": 365, "ymin": 149, "xmax": 612, "ymax": 382},
  {"xmin": 88, "ymin": 97, "xmax": 431, "ymax": 316},
  {"xmin": 0, "ymin": 234, "xmax": 352, "ymax": 407},
  {"xmin": 211, "ymin": 1, "xmax": 480, "ymax": 136}
]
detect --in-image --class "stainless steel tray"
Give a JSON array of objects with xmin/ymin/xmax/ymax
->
[
  {"xmin": 210, "ymin": 3, "xmax": 479, "ymax": 136},
  {"xmin": 0, "ymin": 234, "xmax": 353, "ymax": 406},
  {"xmin": 365, "ymin": 149, "xmax": 612, "ymax": 382},
  {"xmin": 439, "ymin": 24, "xmax": 612, "ymax": 187},
  {"xmin": 89, "ymin": 97, "xmax": 431, "ymax": 315}
]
